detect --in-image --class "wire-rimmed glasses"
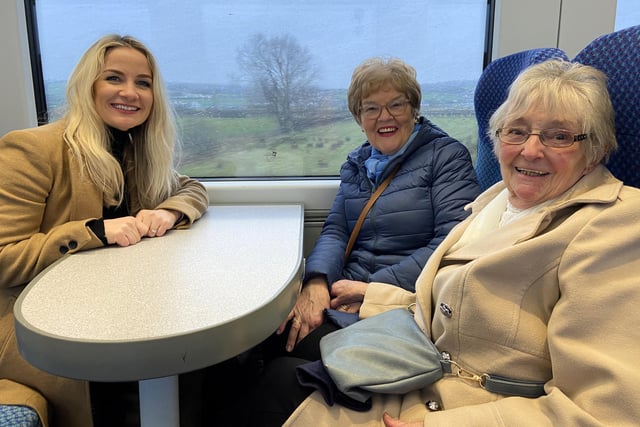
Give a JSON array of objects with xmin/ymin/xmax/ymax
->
[
  {"xmin": 496, "ymin": 127, "xmax": 588, "ymax": 148},
  {"xmin": 360, "ymin": 99, "xmax": 410, "ymax": 120}
]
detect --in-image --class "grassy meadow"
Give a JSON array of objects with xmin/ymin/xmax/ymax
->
[
  {"xmin": 177, "ymin": 113, "xmax": 478, "ymax": 178},
  {"xmin": 45, "ymin": 80, "xmax": 479, "ymax": 178}
]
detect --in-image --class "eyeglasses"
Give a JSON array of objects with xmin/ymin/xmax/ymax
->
[
  {"xmin": 496, "ymin": 127, "xmax": 588, "ymax": 148},
  {"xmin": 360, "ymin": 99, "xmax": 410, "ymax": 120}
]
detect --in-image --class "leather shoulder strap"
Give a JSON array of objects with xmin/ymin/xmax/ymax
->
[{"xmin": 343, "ymin": 164, "xmax": 401, "ymax": 262}]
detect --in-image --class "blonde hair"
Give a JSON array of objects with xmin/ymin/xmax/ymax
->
[
  {"xmin": 347, "ymin": 57, "xmax": 421, "ymax": 125},
  {"xmin": 489, "ymin": 59, "xmax": 616, "ymax": 165},
  {"xmin": 63, "ymin": 34, "xmax": 178, "ymax": 209}
]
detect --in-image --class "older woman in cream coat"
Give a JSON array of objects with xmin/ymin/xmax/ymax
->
[{"xmin": 280, "ymin": 60, "xmax": 640, "ymax": 427}]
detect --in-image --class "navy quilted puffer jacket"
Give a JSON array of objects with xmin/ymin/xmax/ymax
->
[{"xmin": 304, "ymin": 117, "xmax": 480, "ymax": 291}]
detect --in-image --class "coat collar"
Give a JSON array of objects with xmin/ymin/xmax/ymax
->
[
  {"xmin": 67, "ymin": 147, "xmax": 103, "ymax": 220},
  {"xmin": 348, "ymin": 116, "xmax": 441, "ymax": 166},
  {"xmin": 413, "ymin": 164, "xmax": 624, "ymax": 333},
  {"xmin": 469, "ymin": 164, "xmax": 622, "ymax": 216},
  {"xmin": 51, "ymin": 120, "xmax": 105, "ymax": 219},
  {"xmin": 452, "ymin": 165, "xmax": 622, "ymax": 258}
]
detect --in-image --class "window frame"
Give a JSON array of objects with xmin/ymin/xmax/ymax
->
[{"xmin": 24, "ymin": 0, "xmax": 495, "ymax": 181}]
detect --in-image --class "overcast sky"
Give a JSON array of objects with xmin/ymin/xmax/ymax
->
[{"xmin": 37, "ymin": 0, "xmax": 486, "ymax": 88}]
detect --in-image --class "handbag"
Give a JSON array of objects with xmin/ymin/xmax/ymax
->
[
  {"xmin": 316, "ymin": 306, "xmax": 548, "ymax": 405},
  {"xmin": 319, "ymin": 306, "xmax": 443, "ymax": 403}
]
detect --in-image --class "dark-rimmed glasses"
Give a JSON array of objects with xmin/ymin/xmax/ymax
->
[
  {"xmin": 360, "ymin": 99, "xmax": 410, "ymax": 120},
  {"xmin": 496, "ymin": 127, "xmax": 588, "ymax": 148}
]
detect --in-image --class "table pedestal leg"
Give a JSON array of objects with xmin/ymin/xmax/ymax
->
[{"xmin": 139, "ymin": 376, "xmax": 180, "ymax": 427}]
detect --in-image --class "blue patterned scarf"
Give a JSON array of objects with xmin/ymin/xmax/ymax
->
[{"xmin": 364, "ymin": 126, "xmax": 419, "ymax": 184}]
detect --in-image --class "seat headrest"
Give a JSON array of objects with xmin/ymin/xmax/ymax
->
[{"xmin": 574, "ymin": 25, "xmax": 640, "ymax": 188}]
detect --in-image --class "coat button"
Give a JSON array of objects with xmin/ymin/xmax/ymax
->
[
  {"xmin": 59, "ymin": 246, "xmax": 69, "ymax": 254},
  {"xmin": 426, "ymin": 400, "xmax": 442, "ymax": 411},
  {"xmin": 68, "ymin": 240, "xmax": 78, "ymax": 250},
  {"xmin": 439, "ymin": 302, "xmax": 453, "ymax": 318}
]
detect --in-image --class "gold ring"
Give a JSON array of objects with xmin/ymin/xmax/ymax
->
[
  {"xmin": 292, "ymin": 317, "xmax": 301, "ymax": 327},
  {"xmin": 340, "ymin": 304, "xmax": 350, "ymax": 311}
]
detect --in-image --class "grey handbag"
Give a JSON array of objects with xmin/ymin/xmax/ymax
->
[
  {"xmin": 319, "ymin": 306, "xmax": 444, "ymax": 403},
  {"xmin": 319, "ymin": 306, "xmax": 548, "ymax": 404}
]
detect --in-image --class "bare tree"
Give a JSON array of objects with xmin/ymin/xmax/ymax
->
[{"xmin": 237, "ymin": 33, "xmax": 319, "ymax": 132}]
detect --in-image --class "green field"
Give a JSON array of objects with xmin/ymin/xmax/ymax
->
[
  {"xmin": 177, "ymin": 113, "xmax": 477, "ymax": 178},
  {"xmin": 46, "ymin": 80, "xmax": 479, "ymax": 178}
]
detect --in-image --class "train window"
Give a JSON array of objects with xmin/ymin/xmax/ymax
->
[
  {"xmin": 32, "ymin": 0, "xmax": 488, "ymax": 178},
  {"xmin": 615, "ymin": 0, "xmax": 640, "ymax": 30}
]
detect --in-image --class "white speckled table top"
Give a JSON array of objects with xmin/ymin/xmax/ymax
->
[{"xmin": 14, "ymin": 204, "xmax": 304, "ymax": 381}]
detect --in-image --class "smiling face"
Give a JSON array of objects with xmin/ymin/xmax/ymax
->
[
  {"xmin": 360, "ymin": 85, "xmax": 415, "ymax": 155},
  {"xmin": 93, "ymin": 47, "xmax": 153, "ymax": 131},
  {"xmin": 498, "ymin": 108, "xmax": 594, "ymax": 209}
]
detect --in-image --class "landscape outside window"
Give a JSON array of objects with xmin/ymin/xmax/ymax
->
[{"xmin": 36, "ymin": 0, "xmax": 486, "ymax": 178}]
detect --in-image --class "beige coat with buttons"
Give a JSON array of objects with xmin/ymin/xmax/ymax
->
[
  {"xmin": 0, "ymin": 121, "xmax": 208, "ymax": 427},
  {"xmin": 285, "ymin": 165, "xmax": 640, "ymax": 427}
]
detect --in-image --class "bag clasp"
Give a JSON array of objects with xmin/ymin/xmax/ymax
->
[{"xmin": 447, "ymin": 360, "xmax": 488, "ymax": 389}]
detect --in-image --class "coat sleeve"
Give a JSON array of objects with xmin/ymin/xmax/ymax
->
[
  {"xmin": 359, "ymin": 281, "xmax": 416, "ymax": 319},
  {"xmin": 155, "ymin": 172, "xmax": 209, "ymax": 228},
  {"xmin": 0, "ymin": 130, "xmax": 103, "ymax": 289},
  {"xmin": 303, "ymin": 179, "xmax": 350, "ymax": 285},
  {"xmin": 424, "ymin": 188, "xmax": 640, "ymax": 427},
  {"xmin": 368, "ymin": 138, "xmax": 480, "ymax": 288}
]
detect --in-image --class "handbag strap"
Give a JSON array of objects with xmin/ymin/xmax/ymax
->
[
  {"xmin": 443, "ymin": 361, "xmax": 546, "ymax": 398},
  {"xmin": 344, "ymin": 164, "xmax": 401, "ymax": 262},
  {"xmin": 483, "ymin": 374, "xmax": 546, "ymax": 398},
  {"xmin": 411, "ymin": 303, "xmax": 546, "ymax": 398}
]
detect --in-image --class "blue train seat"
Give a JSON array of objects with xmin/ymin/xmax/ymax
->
[
  {"xmin": 574, "ymin": 24, "xmax": 640, "ymax": 188},
  {"xmin": 473, "ymin": 48, "xmax": 569, "ymax": 190}
]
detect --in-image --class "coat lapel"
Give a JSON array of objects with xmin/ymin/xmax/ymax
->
[{"xmin": 67, "ymin": 150, "xmax": 102, "ymax": 220}]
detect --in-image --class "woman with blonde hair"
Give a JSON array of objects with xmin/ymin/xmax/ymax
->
[{"xmin": 0, "ymin": 34, "xmax": 208, "ymax": 426}]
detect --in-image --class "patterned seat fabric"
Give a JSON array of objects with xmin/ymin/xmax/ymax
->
[
  {"xmin": 574, "ymin": 25, "xmax": 640, "ymax": 189},
  {"xmin": 473, "ymin": 48, "xmax": 569, "ymax": 190},
  {"xmin": 0, "ymin": 405, "xmax": 42, "ymax": 427}
]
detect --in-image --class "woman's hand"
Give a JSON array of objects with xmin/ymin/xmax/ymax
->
[
  {"xmin": 136, "ymin": 208, "xmax": 182, "ymax": 237},
  {"xmin": 104, "ymin": 216, "xmax": 147, "ymax": 246},
  {"xmin": 382, "ymin": 412, "xmax": 422, "ymax": 427},
  {"xmin": 277, "ymin": 278, "xmax": 330, "ymax": 352},
  {"xmin": 329, "ymin": 279, "xmax": 367, "ymax": 313}
]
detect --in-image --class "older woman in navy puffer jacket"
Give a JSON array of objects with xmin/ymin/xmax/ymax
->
[
  {"xmin": 309, "ymin": 115, "xmax": 479, "ymax": 292},
  {"xmin": 274, "ymin": 57, "xmax": 480, "ymax": 358}
]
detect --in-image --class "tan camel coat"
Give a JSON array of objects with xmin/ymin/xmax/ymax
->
[{"xmin": 0, "ymin": 121, "xmax": 208, "ymax": 426}]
